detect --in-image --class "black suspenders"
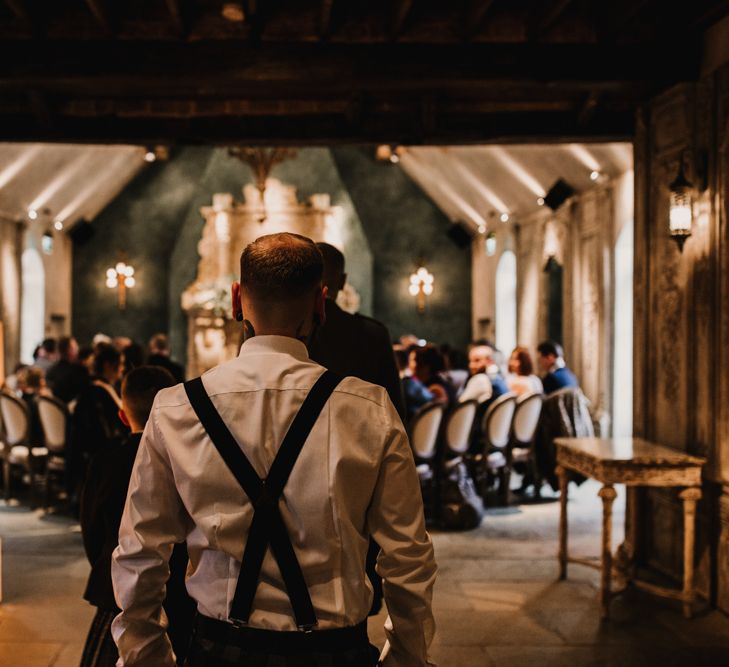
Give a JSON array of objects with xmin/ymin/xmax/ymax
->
[{"xmin": 184, "ymin": 370, "xmax": 341, "ymax": 631}]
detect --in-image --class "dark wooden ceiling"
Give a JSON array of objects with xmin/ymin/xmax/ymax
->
[{"xmin": 0, "ymin": 0, "xmax": 727, "ymax": 144}]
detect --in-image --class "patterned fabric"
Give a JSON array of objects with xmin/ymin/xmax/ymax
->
[
  {"xmin": 79, "ymin": 608, "xmax": 118, "ymax": 667},
  {"xmin": 186, "ymin": 632, "xmax": 380, "ymax": 667}
]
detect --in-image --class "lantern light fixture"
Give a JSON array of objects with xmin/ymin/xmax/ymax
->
[
  {"xmin": 485, "ymin": 232, "xmax": 497, "ymax": 257},
  {"xmin": 668, "ymin": 152, "xmax": 693, "ymax": 252},
  {"xmin": 408, "ymin": 265, "xmax": 434, "ymax": 313}
]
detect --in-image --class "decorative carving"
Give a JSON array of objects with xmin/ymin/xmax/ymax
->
[{"xmin": 182, "ymin": 178, "xmax": 347, "ymax": 377}]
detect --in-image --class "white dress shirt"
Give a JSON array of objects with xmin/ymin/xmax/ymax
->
[
  {"xmin": 458, "ymin": 373, "xmax": 493, "ymax": 404},
  {"xmin": 111, "ymin": 335, "xmax": 437, "ymax": 667}
]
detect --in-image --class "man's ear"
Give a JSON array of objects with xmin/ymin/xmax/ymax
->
[
  {"xmin": 118, "ymin": 409, "xmax": 131, "ymax": 428},
  {"xmin": 316, "ymin": 286, "xmax": 327, "ymax": 325},
  {"xmin": 231, "ymin": 281, "xmax": 243, "ymax": 322}
]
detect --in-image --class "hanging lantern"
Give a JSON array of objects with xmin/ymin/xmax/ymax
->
[{"xmin": 669, "ymin": 153, "xmax": 693, "ymax": 252}]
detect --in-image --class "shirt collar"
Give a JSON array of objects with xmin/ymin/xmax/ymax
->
[{"xmin": 238, "ymin": 335, "xmax": 310, "ymax": 362}]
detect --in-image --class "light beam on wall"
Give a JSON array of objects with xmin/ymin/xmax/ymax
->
[
  {"xmin": 28, "ymin": 155, "xmax": 89, "ymax": 214},
  {"xmin": 450, "ymin": 159, "xmax": 510, "ymax": 214},
  {"xmin": 0, "ymin": 146, "xmax": 43, "ymax": 190},
  {"xmin": 566, "ymin": 144, "xmax": 601, "ymax": 172}
]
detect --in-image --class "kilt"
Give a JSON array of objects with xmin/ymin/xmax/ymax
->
[
  {"xmin": 79, "ymin": 608, "xmax": 118, "ymax": 667},
  {"xmin": 186, "ymin": 615, "xmax": 380, "ymax": 667}
]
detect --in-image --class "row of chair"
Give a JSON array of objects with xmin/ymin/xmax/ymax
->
[
  {"xmin": 0, "ymin": 391, "xmax": 68, "ymax": 508},
  {"xmin": 409, "ymin": 391, "xmax": 544, "ymax": 512}
]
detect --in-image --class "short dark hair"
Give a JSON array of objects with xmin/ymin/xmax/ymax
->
[
  {"xmin": 93, "ymin": 343, "xmax": 121, "ymax": 378},
  {"xmin": 41, "ymin": 338, "xmax": 57, "ymax": 354},
  {"xmin": 413, "ymin": 344, "xmax": 446, "ymax": 375},
  {"xmin": 537, "ymin": 340, "xmax": 564, "ymax": 359},
  {"xmin": 240, "ymin": 233, "xmax": 323, "ymax": 302},
  {"xmin": 58, "ymin": 336, "xmax": 75, "ymax": 357},
  {"xmin": 121, "ymin": 366, "xmax": 176, "ymax": 426},
  {"xmin": 148, "ymin": 333, "xmax": 170, "ymax": 354},
  {"xmin": 316, "ymin": 242, "xmax": 345, "ymax": 275},
  {"xmin": 123, "ymin": 342, "xmax": 145, "ymax": 373}
]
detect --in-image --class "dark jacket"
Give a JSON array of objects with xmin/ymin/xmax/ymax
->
[
  {"xmin": 80, "ymin": 433, "xmax": 195, "ymax": 661},
  {"xmin": 542, "ymin": 366, "xmax": 579, "ymax": 395},
  {"xmin": 46, "ymin": 359, "xmax": 89, "ymax": 404},
  {"xmin": 73, "ymin": 380, "xmax": 128, "ymax": 461},
  {"xmin": 147, "ymin": 354, "xmax": 185, "ymax": 384},
  {"xmin": 309, "ymin": 299, "xmax": 405, "ymax": 419},
  {"xmin": 535, "ymin": 387, "xmax": 593, "ymax": 489}
]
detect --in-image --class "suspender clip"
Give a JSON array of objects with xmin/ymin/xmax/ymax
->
[
  {"xmin": 298, "ymin": 622, "xmax": 317, "ymax": 633},
  {"xmin": 230, "ymin": 617, "xmax": 249, "ymax": 629}
]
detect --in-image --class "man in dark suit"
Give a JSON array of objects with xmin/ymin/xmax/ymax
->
[
  {"xmin": 308, "ymin": 242, "xmax": 404, "ymax": 615},
  {"xmin": 309, "ymin": 243, "xmax": 404, "ymax": 419},
  {"xmin": 46, "ymin": 336, "xmax": 89, "ymax": 404},
  {"xmin": 147, "ymin": 333, "xmax": 185, "ymax": 383},
  {"xmin": 537, "ymin": 340, "xmax": 579, "ymax": 395}
]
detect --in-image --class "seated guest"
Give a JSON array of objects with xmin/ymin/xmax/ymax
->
[
  {"xmin": 121, "ymin": 341, "xmax": 145, "ymax": 377},
  {"xmin": 410, "ymin": 344, "xmax": 456, "ymax": 406},
  {"xmin": 459, "ymin": 343, "xmax": 509, "ymax": 404},
  {"xmin": 506, "ymin": 346, "xmax": 543, "ymax": 396},
  {"xmin": 16, "ymin": 366, "xmax": 49, "ymax": 447},
  {"xmin": 33, "ymin": 337, "xmax": 58, "ymax": 373},
  {"xmin": 147, "ymin": 333, "xmax": 185, "ymax": 383},
  {"xmin": 395, "ymin": 345, "xmax": 435, "ymax": 419},
  {"xmin": 536, "ymin": 340, "xmax": 579, "ymax": 395},
  {"xmin": 46, "ymin": 336, "xmax": 89, "ymax": 404},
  {"xmin": 80, "ymin": 366, "xmax": 195, "ymax": 667}
]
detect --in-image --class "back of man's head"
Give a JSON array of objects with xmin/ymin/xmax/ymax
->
[
  {"xmin": 537, "ymin": 340, "xmax": 564, "ymax": 359},
  {"xmin": 121, "ymin": 365, "xmax": 176, "ymax": 429},
  {"xmin": 149, "ymin": 333, "xmax": 170, "ymax": 355},
  {"xmin": 240, "ymin": 233, "xmax": 323, "ymax": 308},
  {"xmin": 315, "ymin": 242, "xmax": 346, "ymax": 298},
  {"xmin": 58, "ymin": 336, "xmax": 77, "ymax": 360}
]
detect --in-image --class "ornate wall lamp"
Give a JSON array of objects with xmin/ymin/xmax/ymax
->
[
  {"xmin": 668, "ymin": 151, "xmax": 693, "ymax": 252},
  {"xmin": 409, "ymin": 265, "xmax": 434, "ymax": 313},
  {"xmin": 106, "ymin": 255, "xmax": 136, "ymax": 310}
]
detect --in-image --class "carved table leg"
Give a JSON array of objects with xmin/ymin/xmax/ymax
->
[
  {"xmin": 557, "ymin": 465, "xmax": 568, "ymax": 580},
  {"xmin": 679, "ymin": 487, "xmax": 702, "ymax": 619},
  {"xmin": 598, "ymin": 484, "xmax": 617, "ymax": 619}
]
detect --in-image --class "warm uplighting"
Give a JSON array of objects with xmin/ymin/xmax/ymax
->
[
  {"xmin": 27, "ymin": 208, "xmax": 38, "ymax": 220},
  {"xmin": 669, "ymin": 154, "xmax": 693, "ymax": 252},
  {"xmin": 478, "ymin": 224, "xmax": 486, "ymax": 234},
  {"xmin": 221, "ymin": 2, "xmax": 245, "ymax": 22},
  {"xmin": 106, "ymin": 258, "xmax": 136, "ymax": 309},
  {"xmin": 375, "ymin": 145, "xmax": 403, "ymax": 164},
  {"xmin": 590, "ymin": 170, "xmax": 600, "ymax": 181},
  {"xmin": 537, "ymin": 197, "xmax": 545, "ymax": 206},
  {"xmin": 500, "ymin": 212, "xmax": 510, "ymax": 223},
  {"xmin": 53, "ymin": 220, "xmax": 64, "ymax": 231},
  {"xmin": 144, "ymin": 150, "xmax": 156, "ymax": 163},
  {"xmin": 409, "ymin": 266, "xmax": 434, "ymax": 313}
]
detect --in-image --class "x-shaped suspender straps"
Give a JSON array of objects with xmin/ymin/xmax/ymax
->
[{"xmin": 184, "ymin": 370, "xmax": 342, "ymax": 631}]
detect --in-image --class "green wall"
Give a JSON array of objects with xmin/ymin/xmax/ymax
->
[{"xmin": 72, "ymin": 145, "xmax": 472, "ymax": 364}]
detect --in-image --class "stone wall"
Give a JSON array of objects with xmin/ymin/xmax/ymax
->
[{"xmin": 634, "ymin": 75, "xmax": 729, "ymax": 611}]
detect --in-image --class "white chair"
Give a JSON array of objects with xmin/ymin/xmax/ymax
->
[
  {"xmin": 511, "ymin": 392, "xmax": 544, "ymax": 455},
  {"xmin": 1, "ymin": 392, "xmax": 47, "ymax": 504},
  {"xmin": 481, "ymin": 393, "xmax": 517, "ymax": 503},
  {"xmin": 37, "ymin": 395, "xmax": 69, "ymax": 510},
  {"xmin": 409, "ymin": 402, "xmax": 446, "ymax": 519},
  {"xmin": 444, "ymin": 400, "xmax": 478, "ymax": 457}
]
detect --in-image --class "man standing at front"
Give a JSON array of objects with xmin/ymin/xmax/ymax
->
[{"xmin": 111, "ymin": 233, "xmax": 437, "ymax": 666}]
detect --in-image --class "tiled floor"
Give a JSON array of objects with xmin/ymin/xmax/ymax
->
[{"xmin": 2, "ymin": 480, "xmax": 729, "ymax": 666}]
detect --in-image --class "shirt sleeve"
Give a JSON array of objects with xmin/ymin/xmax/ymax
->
[
  {"xmin": 367, "ymin": 399, "xmax": 437, "ymax": 667},
  {"xmin": 111, "ymin": 405, "xmax": 190, "ymax": 667},
  {"xmin": 458, "ymin": 373, "xmax": 492, "ymax": 404}
]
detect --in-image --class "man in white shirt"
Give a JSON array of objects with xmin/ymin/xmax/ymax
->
[
  {"xmin": 459, "ymin": 343, "xmax": 505, "ymax": 404},
  {"xmin": 111, "ymin": 232, "xmax": 437, "ymax": 667}
]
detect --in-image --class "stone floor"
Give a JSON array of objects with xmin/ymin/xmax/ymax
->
[{"xmin": 1, "ymin": 480, "xmax": 729, "ymax": 666}]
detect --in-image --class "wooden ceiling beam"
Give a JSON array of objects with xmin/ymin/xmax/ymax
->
[
  {"xmin": 529, "ymin": 0, "xmax": 574, "ymax": 40},
  {"xmin": 4, "ymin": 0, "xmax": 33, "ymax": 26},
  {"xmin": 391, "ymin": 0, "xmax": 414, "ymax": 39},
  {"xmin": 84, "ymin": 0, "xmax": 115, "ymax": 35},
  {"xmin": 318, "ymin": 0, "xmax": 335, "ymax": 39},
  {"xmin": 461, "ymin": 0, "xmax": 498, "ymax": 41},
  {"xmin": 165, "ymin": 0, "xmax": 189, "ymax": 38}
]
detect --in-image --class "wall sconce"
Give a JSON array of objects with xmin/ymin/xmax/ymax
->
[
  {"xmin": 106, "ymin": 256, "xmax": 136, "ymax": 310},
  {"xmin": 669, "ymin": 151, "xmax": 693, "ymax": 252},
  {"xmin": 409, "ymin": 265, "xmax": 434, "ymax": 313},
  {"xmin": 485, "ymin": 232, "xmax": 497, "ymax": 257}
]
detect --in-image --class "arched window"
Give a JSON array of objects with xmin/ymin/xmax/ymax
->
[
  {"xmin": 495, "ymin": 250, "xmax": 517, "ymax": 356},
  {"xmin": 20, "ymin": 247, "xmax": 45, "ymax": 364}
]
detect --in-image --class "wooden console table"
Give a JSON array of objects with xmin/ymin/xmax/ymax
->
[{"xmin": 554, "ymin": 437, "xmax": 705, "ymax": 619}]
